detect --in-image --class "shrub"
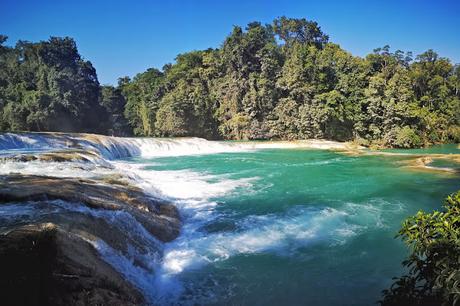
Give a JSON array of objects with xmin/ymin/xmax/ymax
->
[
  {"xmin": 447, "ymin": 126, "xmax": 460, "ymax": 143},
  {"xmin": 393, "ymin": 126, "xmax": 422, "ymax": 148},
  {"xmin": 381, "ymin": 191, "xmax": 460, "ymax": 305}
]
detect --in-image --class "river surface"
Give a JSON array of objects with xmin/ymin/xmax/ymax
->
[
  {"xmin": 0, "ymin": 134, "xmax": 459, "ymax": 305},
  {"xmin": 123, "ymin": 145, "xmax": 459, "ymax": 305}
]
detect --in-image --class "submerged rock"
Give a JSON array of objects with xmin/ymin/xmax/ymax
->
[{"xmin": 0, "ymin": 222, "xmax": 144, "ymax": 306}]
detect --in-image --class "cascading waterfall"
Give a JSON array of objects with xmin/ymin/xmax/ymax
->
[
  {"xmin": 0, "ymin": 132, "xmax": 359, "ymax": 160},
  {"xmin": 0, "ymin": 132, "xmax": 248, "ymax": 159}
]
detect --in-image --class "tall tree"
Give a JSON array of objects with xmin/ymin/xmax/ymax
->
[{"xmin": 0, "ymin": 36, "xmax": 107, "ymax": 133}]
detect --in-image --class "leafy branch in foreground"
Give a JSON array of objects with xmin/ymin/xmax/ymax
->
[{"xmin": 381, "ymin": 191, "xmax": 460, "ymax": 305}]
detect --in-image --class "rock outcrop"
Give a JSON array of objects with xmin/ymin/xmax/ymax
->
[
  {"xmin": 0, "ymin": 149, "xmax": 103, "ymax": 164},
  {"xmin": 0, "ymin": 223, "xmax": 145, "ymax": 306},
  {"xmin": 0, "ymin": 174, "xmax": 182, "ymax": 305},
  {"xmin": 0, "ymin": 174, "xmax": 180, "ymax": 242}
]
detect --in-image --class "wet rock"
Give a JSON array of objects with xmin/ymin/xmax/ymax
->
[
  {"xmin": 0, "ymin": 223, "xmax": 144, "ymax": 306},
  {"xmin": 0, "ymin": 149, "xmax": 104, "ymax": 164},
  {"xmin": 0, "ymin": 174, "xmax": 181, "ymax": 242},
  {"xmin": 400, "ymin": 156, "xmax": 460, "ymax": 174},
  {"xmin": 0, "ymin": 174, "xmax": 183, "ymax": 305}
]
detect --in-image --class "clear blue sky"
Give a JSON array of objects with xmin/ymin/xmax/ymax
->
[{"xmin": 2, "ymin": 0, "xmax": 459, "ymax": 85}]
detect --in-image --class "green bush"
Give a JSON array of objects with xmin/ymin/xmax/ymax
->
[
  {"xmin": 447, "ymin": 126, "xmax": 460, "ymax": 143},
  {"xmin": 381, "ymin": 191, "xmax": 460, "ymax": 305},
  {"xmin": 394, "ymin": 126, "xmax": 423, "ymax": 148}
]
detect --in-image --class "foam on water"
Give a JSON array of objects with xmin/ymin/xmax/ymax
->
[
  {"xmin": 162, "ymin": 207, "xmax": 357, "ymax": 271},
  {"xmin": 114, "ymin": 162, "xmax": 258, "ymax": 200},
  {"xmin": 0, "ymin": 159, "xmax": 115, "ymax": 179},
  {"xmin": 146, "ymin": 202, "xmax": 372, "ymax": 304},
  {"xmin": 112, "ymin": 159, "xmax": 379, "ymax": 304},
  {"xmin": 0, "ymin": 133, "xmax": 60, "ymax": 150}
]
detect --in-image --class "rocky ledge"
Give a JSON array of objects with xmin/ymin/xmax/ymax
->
[
  {"xmin": 0, "ymin": 223, "xmax": 144, "ymax": 306},
  {"xmin": 0, "ymin": 149, "xmax": 104, "ymax": 164},
  {"xmin": 0, "ymin": 174, "xmax": 182, "ymax": 305}
]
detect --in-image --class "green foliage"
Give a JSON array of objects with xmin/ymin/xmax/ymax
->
[
  {"xmin": 100, "ymin": 86, "xmax": 131, "ymax": 136},
  {"xmin": 392, "ymin": 126, "xmax": 422, "ymax": 148},
  {"xmin": 119, "ymin": 18, "xmax": 458, "ymax": 147},
  {"xmin": 273, "ymin": 16, "xmax": 329, "ymax": 48},
  {"xmin": 0, "ymin": 37, "xmax": 111, "ymax": 133},
  {"xmin": 381, "ymin": 191, "xmax": 460, "ymax": 305},
  {"xmin": 1, "ymin": 17, "xmax": 459, "ymax": 146},
  {"xmin": 447, "ymin": 125, "xmax": 460, "ymax": 143},
  {"xmin": 118, "ymin": 68, "xmax": 164, "ymax": 136}
]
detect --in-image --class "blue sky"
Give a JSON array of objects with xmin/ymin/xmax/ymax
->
[{"xmin": 2, "ymin": 0, "xmax": 459, "ymax": 85}]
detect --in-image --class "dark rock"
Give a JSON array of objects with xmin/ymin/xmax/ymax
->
[{"xmin": 0, "ymin": 223, "xmax": 145, "ymax": 306}]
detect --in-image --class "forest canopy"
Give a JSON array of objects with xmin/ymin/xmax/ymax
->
[{"xmin": 1, "ymin": 17, "xmax": 459, "ymax": 147}]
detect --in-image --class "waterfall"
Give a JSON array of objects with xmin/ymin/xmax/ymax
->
[
  {"xmin": 0, "ymin": 132, "xmax": 357, "ymax": 160},
  {"xmin": 0, "ymin": 132, "xmax": 247, "ymax": 159}
]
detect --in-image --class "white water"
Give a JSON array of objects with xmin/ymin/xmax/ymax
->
[
  {"xmin": 0, "ymin": 133, "xmax": 248, "ymax": 159},
  {"xmin": 108, "ymin": 159, "xmax": 384, "ymax": 304},
  {"xmin": 0, "ymin": 133, "xmax": 355, "ymax": 160}
]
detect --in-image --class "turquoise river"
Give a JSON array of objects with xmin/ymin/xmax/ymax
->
[{"xmin": 126, "ymin": 144, "xmax": 459, "ymax": 305}]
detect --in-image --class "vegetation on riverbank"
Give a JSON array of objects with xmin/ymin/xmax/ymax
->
[
  {"xmin": 381, "ymin": 191, "xmax": 460, "ymax": 305},
  {"xmin": 1, "ymin": 17, "xmax": 459, "ymax": 147}
]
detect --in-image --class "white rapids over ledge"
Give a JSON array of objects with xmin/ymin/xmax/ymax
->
[{"xmin": 0, "ymin": 132, "xmax": 354, "ymax": 160}]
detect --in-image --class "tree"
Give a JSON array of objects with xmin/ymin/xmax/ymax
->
[
  {"xmin": 273, "ymin": 16, "xmax": 329, "ymax": 48},
  {"xmin": 215, "ymin": 22, "xmax": 280, "ymax": 139},
  {"xmin": 1, "ymin": 18, "xmax": 458, "ymax": 148},
  {"xmin": 119, "ymin": 68, "xmax": 164, "ymax": 136},
  {"xmin": 100, "ymin": 86, "xmax": 131, "ymax": 136},
  {"xmin": 0, "ymin": 36, "xmax": 107, "ymax": 133}
]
